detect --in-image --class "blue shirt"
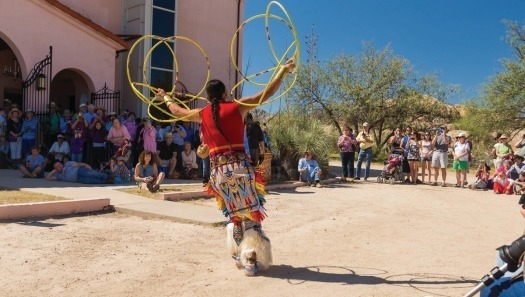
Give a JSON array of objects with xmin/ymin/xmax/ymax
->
[
  {"xmin": 26, "ymin": 154, "xmax": 45, "ymax": 168},
  {"xmin": 298, "ymin": 158, "xmax": 319, "ymax": 172},
  {"xmin": 55, "ymin": 161, "xmax": 79, "ymax": 182},
  {"xmin": 21, "ymin": 117, "xmax": 38, "ymax": 140}
]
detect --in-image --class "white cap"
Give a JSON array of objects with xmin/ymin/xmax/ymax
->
[{"xmin": 362, "ymin": 122, "xmax": 369, "ymax": 127}]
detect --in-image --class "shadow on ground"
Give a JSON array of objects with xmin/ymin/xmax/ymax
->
[{"xmin": 264, "ymin": 265, "xmax": 478, "ymax": 297}]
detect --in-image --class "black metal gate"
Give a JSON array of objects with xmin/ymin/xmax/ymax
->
[
  {"xmin": 22, "ymin": 46, "xmax": 52, "ymax": 147},
  {"xmin": 91, "ymin": 83, "xmax": 120, "ymax": 114}
]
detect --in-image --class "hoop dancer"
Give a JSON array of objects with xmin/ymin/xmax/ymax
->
[{"xmin": 156, "ymin": 59, "xmax": 295, "ymax": 276}]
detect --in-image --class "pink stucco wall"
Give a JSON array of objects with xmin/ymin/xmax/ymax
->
[
  {"xmin": 60, "ymin": 0, "xmax": 123, "ymax": 34},
  {"xmin": 0, "ymin": 0, "xmax": 122, "ymax": 97}
]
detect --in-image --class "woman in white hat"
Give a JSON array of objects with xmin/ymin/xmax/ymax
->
[
  {"xmin": 7, "ymin": 108, "xmax": 23, "ymax": 163},
  {"xmin": 495, "ymin": 134, "xmax": 513, "ymax": 168},
  {"xmin": 21, "ymin": 108, "xmax": 38, "ymax": 156}
]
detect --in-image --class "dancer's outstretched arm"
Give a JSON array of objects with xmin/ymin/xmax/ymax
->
[
  {"xmin": 237, "ymin": 59, "xmax": 295, "ymax": 117},
  {"xmin": 156, "ymin": 89, "xmax": 203, "ymax": 123}
]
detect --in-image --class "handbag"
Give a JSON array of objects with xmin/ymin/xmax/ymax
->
[{"xmin": 196, "ymin": 143, "xmax": 209, "ymax": 158}]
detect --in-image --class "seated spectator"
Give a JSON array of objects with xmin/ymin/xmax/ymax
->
[
  {"xmin": 108, "ymin": 156, "xmax": 132, "ymax": 184},
  {"xmin": 134, "ymin": 150, "xmax": 164, "ymax": 193},
  {"xmin": 470, "ymin": 162, "xmax": 491, "ymax": 190},
  {"xmin": 19, "ymin": 145, "xmax": 45, "ymax": 178},
  {"xmin": 47, "ymin": 160, "xmax": 110, "ymax": 184},
  {"xmin": 157, "ymin": 132, "xmax": 179, "ymax": 179},
  {"xmin": 508, "ymin": 155, "xmax": 525, "ymax": 180},
  {"xmin": 493, "ymin": 160, "xmax": 513, "ymax": 179},
  {"xmin": 298, "ymin": 151, "xmax": 323, "ymax": 188},
  {"xmin": 493, "ymin": 171, "xmax": 513, "ymax": 195},
  {"xmin": 180, "ymin": 141, "xmax": 198, "ymax": 180},
  {"xmin": 48, "ymin": 134, "xmax": 70, "ymax": 163},
  {"xmin": 512, "ymin": 172, "xmax": 525, "ymax": 194}
]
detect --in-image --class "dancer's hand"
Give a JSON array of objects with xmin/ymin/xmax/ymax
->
[
  {"xmin": 283, "ymin": 58, "xmax": 296, "ymax": 72},
  {"xmin": 156, "ymin": 88, "xmax": 166, "ymax": 98}
]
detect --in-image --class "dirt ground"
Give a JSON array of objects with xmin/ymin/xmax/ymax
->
[{"xmin": 1, "ymin": 179, "xmax": 524, "ymax": 297}]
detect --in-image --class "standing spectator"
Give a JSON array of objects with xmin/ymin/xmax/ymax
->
[
  {"xmin": 21, "ymin": 108, "xmax": 38, "ymax": 157},
  {"xmin": 200, "ymin": 131, "xmax": 210, "ymax": 186},
  {"xmin": 59, "ymin": 109, "xmax": 74, "ymax": 139},
  {"xmin": 105, "ymin": 112, "xmax": 117, "ymax": 131},
  {"xmin": 182, "ymin": 121, "xmax": 195, "ymax": 146},
  {"xmin": 83, "ymin": 104, "xmax": 97, "ymax": 127},
  {"xmin": 74, "ymin": 103, "xmax": 88, "ymax": 120},
  {"xmin": 406, "ymin": 131, "xmax": 421, "ymax": 185},
  {"xmin": 495, "ymin": 134, "xmax": 513, "ymax": 168},
  {"xmin": 452, "ymin": 133, "xmax": 470, "ymax": 188},
  {"xmin": 7, "ymin": 107, "xmax": 23, "ymax": 164},
  {"xmin": 19, "ymin": 145, "xmax": 45, "ymax": 178},
  {"xmin": 157, "ymin": 132, "xmax": 179, "ymax": 179},
  {"xmin": 47, "ymin": 160, "xmax": 110, "ymax": 184},
  {"xmin": 89, "ymin": 106, "xmax": 107, "ymax": 130},
  {"xmin": 298, "ymin": 151, "xmax": 323, "ymax": 187},
  {"xmin": 389, "ymin": 127, "xmax": 403, "ymax": 151},
  {"xmin": 355, "ymin": 122, "xmax": 374, "ymax": 181},
  {"xmin": 48, "ymin": 134, "xmax": 70, "ymax": 163},
  {"xmin": 244, "ymin": 112, "xmax": 265, "ymax": 166},
  {"xmin": 155, "ymin": 122, "xmax": 165, "ymax": 143},
  {"xmin": 337, "ymin": 125, "xmax": 357, "ymax": 182},
  {"xmin": 0, "ymin": 107, "xmax": 7, "ymax": 136},
  {"xmin": 491, "ymin": 133, "xmax": 502, "ymax": 169},
  {"xmin": 430, "ymin": 126, "xmax": 451, "ymax": 187},
  {"xmin": 0, "ymin": 134, "xmax": 9, "ymax": 168},
  {"xmin": 400, "ymin": 127, "xmax": 413, "ymax": 183},
  {"xmin": 180, "ymin": 141, "xmax": 198, "ymax": 180},
  {"xmin": 43, "ymin": 102, "xmax": 61, "ymax": 150},
  {"xmin": 133, "ymin": 117, "xmax": 145, "ymax": 162},
  {"xmin": 134, "ymin": 150, "xmax": 165, "ymax": 193},
  {"xmin": 420, "ymin": 132, "xmax": 433, "ymax": 184},
  {"xmin": 168, "ymin": 121, "xmax": 186, "ymax": 171},
  {"xmin": 70, "ymin": 128, "xmax": 85, "ymax": 162},
  {"xmin": 515, "ymin": 134, "xmax": 525, "ymax": 156},
  {"xmin": 123, "ymin": 112, "xmax": 137, "ymax": 142},
  {"xmin": 141, "ymin": 118, "xmax": 157, "ymax": 153},
  {"xmin": 91, "ymin": 120, "xmax": 107, "ymax": 170}
]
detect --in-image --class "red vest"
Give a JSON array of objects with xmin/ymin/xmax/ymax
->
[{"xmin": 201, "ymin": 102, "xmax": 244, "ymax": 156}]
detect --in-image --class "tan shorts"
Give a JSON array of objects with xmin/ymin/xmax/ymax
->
[{"xmin": 159, "ymin": 159, "xmax": 172, "ymax": 167}]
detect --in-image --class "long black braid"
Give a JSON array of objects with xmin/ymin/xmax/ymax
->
[{"xmin": 206, "ymin": 80, "xmax": 230, "ymax": 146}]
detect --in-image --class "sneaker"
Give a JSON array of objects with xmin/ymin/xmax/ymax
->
[
  {"xmin": 310, "ymin": 183, "xmax": 316, "ymax": 187},
  {"xmin": 349, "ymin": 177, "xmax": 355, "ymax": 182},
  {"xmin": 363, "ymin": 178, "xmax": 368, "ymax": 182},
  {"xmin": 354, "ymin": 177, "xmax": 361, "ymax": 180},
  {"xmin": 146, "ymin": 183, "xmax": 154, "ymax": 192},
  {"xmin": 316, "ymin": 182, "xmax": 323, "ymax": 188}
]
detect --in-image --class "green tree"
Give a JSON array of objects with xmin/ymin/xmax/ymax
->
[{"xmin": 458, "ymin": 19, "xmax": 525, "ymax": 153}]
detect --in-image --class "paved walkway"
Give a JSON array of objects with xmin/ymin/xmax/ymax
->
[{"xmin": 1, "ymin": 161, "xmax": 473, "ymax": 225}]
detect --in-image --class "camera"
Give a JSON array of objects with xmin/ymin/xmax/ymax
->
[{"xmin": 437, "ymin": 129, "xmax": 443, "ymax": 134}]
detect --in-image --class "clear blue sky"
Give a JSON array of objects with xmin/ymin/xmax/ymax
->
[{"xmin": 241, "ymin": 0, "xmax": 525, "ymax": 111}]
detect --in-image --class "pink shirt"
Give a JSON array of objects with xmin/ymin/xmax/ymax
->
[
  {"xmin": 142, "ymin": 127, "xmax": 157, "ymax": 152},
  {"xmin": 107, "ymin": 125, "xmax": 130, "ymax": 146}
]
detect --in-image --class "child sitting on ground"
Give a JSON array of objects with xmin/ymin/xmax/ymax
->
[
  {"xmin": 108, "ymin": 156, "xmax": 132, "ymax": 184},
  {"xmin": 493, "ymin": 170, "xmax": 513, "ymax": 195},
  {"xmin": 470, "ymin": 162, "xmax": 491, "ymax": 190}
]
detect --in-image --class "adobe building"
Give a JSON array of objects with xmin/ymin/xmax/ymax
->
[{"xmin": 0, "ymin": 0, "xmax": 244, "ymax": 118}]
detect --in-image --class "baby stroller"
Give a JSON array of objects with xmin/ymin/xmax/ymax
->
[{"xmin": 377, "ymin": 148, "xmax": 404, "ymax": 185}]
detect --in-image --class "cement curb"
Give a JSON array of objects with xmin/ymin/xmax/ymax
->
[
  {"xmin": 0, "ymin": 198, "xmax": 111, "ymax": 221},
  {"xmin": 158, "ymin": 178, "xmax": 340, "ymax": 202}
]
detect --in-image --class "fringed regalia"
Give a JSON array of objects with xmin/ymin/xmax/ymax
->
[{"xmin": 201, "ymin": 103, "xmax": 272, "ymax": 276}]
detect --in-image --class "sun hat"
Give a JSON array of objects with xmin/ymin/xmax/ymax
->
[
  {"xmin": 57, "ymin": 134, "xmax": 65, "ymax": 139},
  {"xmin": 457, "ymin": 132, "xmax": 466, "ymax": 138},
  {"xmin": 95, "ymin": 106, "xmax": 106, "ymax": 112},
  {"xmin": 25, "ymin": 108, "xmax": 34, "ymax": 114},
  {"xmin": 500, "ymin": 134, "xmax": 509, "ymax": 139},
  {"xmin": 362, "ymin": 122, "xmax": 369, "ymax": 127},
  {"xmin": 79, "ymin": 103, "xmax": 87, "ymax": 108},
  {"xmin": 8, "ymin": 108, "xmax": 21, "ymax": 118}
]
